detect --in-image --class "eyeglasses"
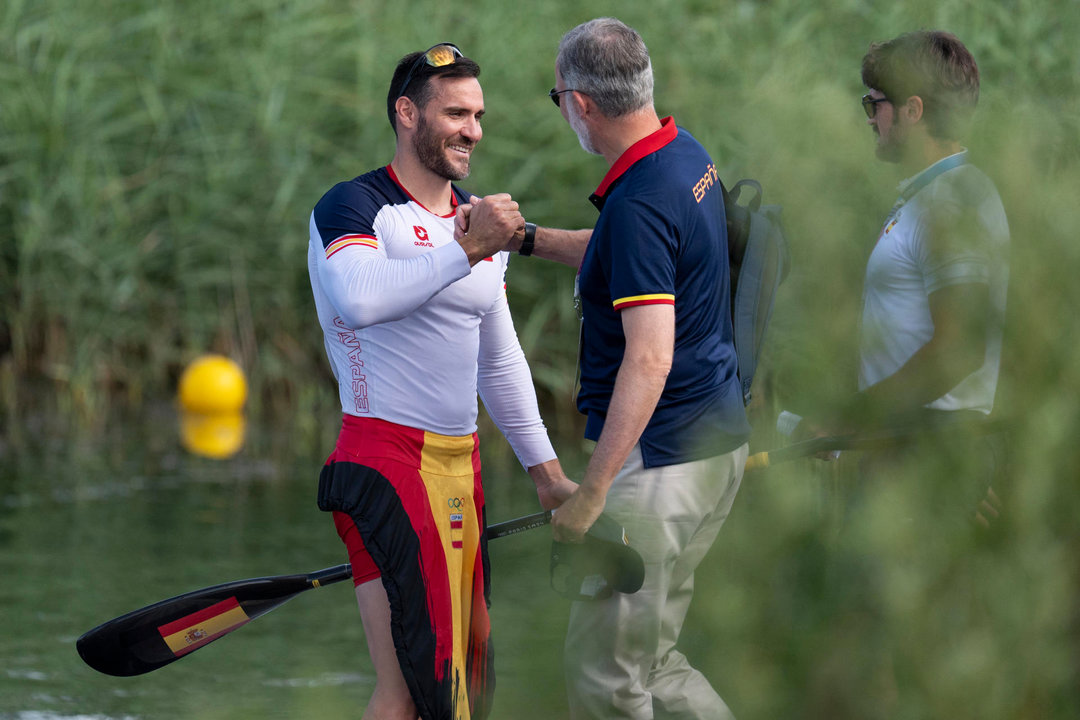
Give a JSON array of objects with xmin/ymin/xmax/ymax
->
[
  {"xmin": 861, "ymin": 93, "xmax": 891, "ymax": 119},
  {"xmin": 549, "ymin": 87, "xmax": 577, "ymax": 107},
  {"xmin": 397, "ymin": 43, "xmax": 463, "ymax": 99}
]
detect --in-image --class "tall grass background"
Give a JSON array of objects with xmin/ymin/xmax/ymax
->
[{"xmin": 1, "ymin": 0, "xmax": 1078, "ymax": 717}]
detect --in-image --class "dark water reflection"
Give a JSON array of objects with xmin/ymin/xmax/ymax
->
[{"xmin": 0, "ymin": 405, "xmax": 574, "ymax": 719}]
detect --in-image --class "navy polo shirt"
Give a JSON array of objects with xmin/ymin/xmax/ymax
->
[{"xmin": 577, "ymin": 117, "xmax": 750, "ymax": 468}]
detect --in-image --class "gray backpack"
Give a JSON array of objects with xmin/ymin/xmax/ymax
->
[{"xmin": 723, "ymin": 179, "xmax": 791, "ymax": 405}]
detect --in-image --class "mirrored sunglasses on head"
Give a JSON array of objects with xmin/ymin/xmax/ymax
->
[
  {"xmin": 397, "ymin": 42, "xmax": 463, "ymax": 98},
  {"xmin": 550, "ymin": 513, "xmax": 645, "ymax": 601}
]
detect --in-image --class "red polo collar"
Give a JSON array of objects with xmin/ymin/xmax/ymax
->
[{"xmin": 593, "ymin": 116, "xmax": 678, "ymax": 199}]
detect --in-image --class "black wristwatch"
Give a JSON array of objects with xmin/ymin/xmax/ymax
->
[{"xmin": 519, "ymin": 222, "xmax": 537, "ymax": 256}]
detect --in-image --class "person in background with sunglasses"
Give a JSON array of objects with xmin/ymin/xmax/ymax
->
[
  {"xmin": 852, "ymin": 30, "xmax": 1009, "ymax": 431},
  {"xmin": 459, "ymin": 17, "xmax": 751, "ymax": 718},
  {"xmin": 308, "ymin": 43, "xmax": 576, "ymax": 720},
  {"xmin": 799, "ymin": 32, "xmax": 1009, "ymax": 476},
  {"xmin": 782, "ymin": 31, "xmax": 1011, "ymax": 714}
]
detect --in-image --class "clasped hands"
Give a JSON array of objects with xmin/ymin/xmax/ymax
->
[{"xmin": 454, "ymin": 194, "xmax": 526, "ymax": 265}]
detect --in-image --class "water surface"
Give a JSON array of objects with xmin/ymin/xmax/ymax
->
[{"xmin": 0, "ymin": 405, "xmax": 572, "ymax": 719}]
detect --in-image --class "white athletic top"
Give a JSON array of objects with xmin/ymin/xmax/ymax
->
[
  {"xmin": 859, "ymin": 152, "xmax": 1010, "ymax": 413},
  {"xmin": 308, "ymin": 165, "xmax": 556, "ymax": 468}
]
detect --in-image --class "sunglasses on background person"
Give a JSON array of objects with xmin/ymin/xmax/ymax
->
[
  {"xmin": 861, "ymin": 93, "xmax": 891, "ymax": 119},
  {"xmin": 397, "ymin": 43, "xmax": 463, "ymax": 99}
]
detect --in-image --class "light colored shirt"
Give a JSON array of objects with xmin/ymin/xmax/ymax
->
[
  {"xmin": 859, "ymin": 152, "xmax": 1010, "ymax": 413},
  {"xmin": 308, "ymin": 165, "xmax": 556, "ymax": 468}
]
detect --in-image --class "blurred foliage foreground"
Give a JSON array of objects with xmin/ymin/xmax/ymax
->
[{"xmin": 1, "ymin": 0, "xmax": 1079, "ymax": 717}]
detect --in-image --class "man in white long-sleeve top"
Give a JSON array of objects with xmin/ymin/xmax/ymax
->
[{"xmin": 307, "ymin": 42, "xmax": 575, "ymax": 720}]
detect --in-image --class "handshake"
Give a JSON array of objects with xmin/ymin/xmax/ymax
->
[{"xmin": 454, "ymin": 193, "xmax": 528, "ymax": 265}]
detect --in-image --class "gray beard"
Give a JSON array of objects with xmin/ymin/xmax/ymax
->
[{"xmin": 568, "ymin": 104, "xmax": 600, "ymax": 156}]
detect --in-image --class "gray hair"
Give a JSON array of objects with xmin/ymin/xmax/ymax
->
[{"xmin": 556, "ymin": 17, "xmax": 654, "ymax": 118}]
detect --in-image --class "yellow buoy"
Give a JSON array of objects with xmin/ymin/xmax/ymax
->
[
  {"xmin": 180, "ymin": 410, "xmax": 246, "ymax": 459},
  {"xmin": 177, "ymin": 354, "xmax": 248, "ymax": 414}
]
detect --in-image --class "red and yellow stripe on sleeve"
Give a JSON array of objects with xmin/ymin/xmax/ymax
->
[
  {"xmin": 612, "ymin": 293, "xmax": 675, "ymax": 311},
  {"xmin": 326, "ymin": 233, "xmax": 378, "ymax": 259}
]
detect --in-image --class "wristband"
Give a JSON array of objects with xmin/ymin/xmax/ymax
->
[{"xmin": 519, "ymin": 222, "xmax": 537, "ymax": 256}]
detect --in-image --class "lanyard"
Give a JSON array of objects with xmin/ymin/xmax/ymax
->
[
  {"xmin": 868, "ymin": 152, "xmax": 969, "ymax": 311},
  {"xmin": 886, "ymin": 152, "xmax": 969, "ymax": 221}
]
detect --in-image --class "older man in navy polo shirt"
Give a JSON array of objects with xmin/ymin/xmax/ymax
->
[{"xmin": 459, "ymin": 16, "xmax": 750, "ymax": 719}]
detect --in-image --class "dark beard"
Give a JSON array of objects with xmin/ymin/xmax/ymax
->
[
  {"xmin": 875, "ymin": 123, "xmax": 909, "ymax": 164},
  {"xmin": 414, "ymin": 114, "xmax": 470, "ymax": 181}
]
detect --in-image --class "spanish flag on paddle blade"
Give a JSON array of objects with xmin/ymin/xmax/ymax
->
[{"xmin": 157, "ymin": 597, "xmax": 251, "ymax": 657}]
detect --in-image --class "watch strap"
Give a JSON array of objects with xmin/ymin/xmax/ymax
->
[{"xmin": 519, "ymin": 222, "xmax": 537, "ymax": 256}]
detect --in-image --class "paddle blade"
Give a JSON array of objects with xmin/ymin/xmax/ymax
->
[
  {"xmin": 550, "ymin": 513, "xmax": 645, "ymax": 601},
  {"xmin": 77, "ymin": 573, "xmax": 319, "ymax": 677}
]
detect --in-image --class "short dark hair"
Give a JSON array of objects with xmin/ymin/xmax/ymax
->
[
  {"xmin": 386, "ymin": 49, "xmax": 481, "ymax": 134},
  {"xmin": 861, "ymin": 30, "xmax": 979, "ymax": 141}
]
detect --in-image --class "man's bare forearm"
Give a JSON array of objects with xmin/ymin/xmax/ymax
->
[
  {"xmin": 579, "ymin": 306, "xmax": 673, "ymax": 499},
  {"xmin": 513, "ymin": 226, "xmax": 592, "ymax": 268}
]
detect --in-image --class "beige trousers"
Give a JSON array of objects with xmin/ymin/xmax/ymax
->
[{"xmin": 565, "ymin": 443, "xmax": 748, "ymax": 719}]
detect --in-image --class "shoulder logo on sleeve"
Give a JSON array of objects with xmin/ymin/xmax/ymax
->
[
  {"xmin": 413, "ymin": 225, "xmax": 434, "ymax": 247},
  {"xmin": 881, "ymin": 211, "xmax": 901, "ymax": 237},
  {"xmin": 693, "ymin": 163, "xmax": 720, "ymax": 203}
]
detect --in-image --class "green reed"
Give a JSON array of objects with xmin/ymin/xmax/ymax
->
[{"xmin": 3, "ymin": 0, "xmax": 1077, "ymax": 424}]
